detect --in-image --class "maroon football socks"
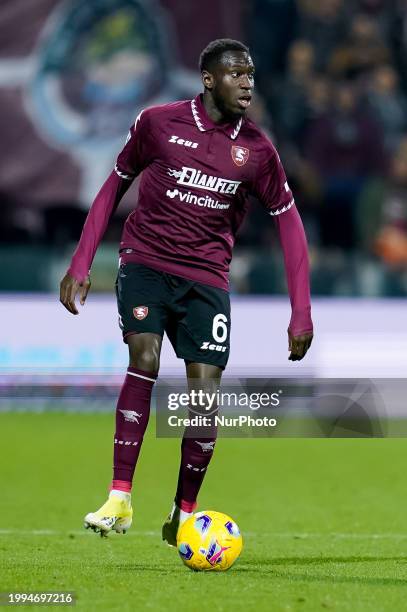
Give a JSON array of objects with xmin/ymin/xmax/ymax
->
[
  {"xmin": 111, "ymin": 367, "xmax": 217, "ymax": 511},
  {"xmin": 112, "ymin": 367, "xmax": 157, "ymax": 490},
  {"xmin": 175, "ymin": 424, "xmax": 217, "ymax": 510}
]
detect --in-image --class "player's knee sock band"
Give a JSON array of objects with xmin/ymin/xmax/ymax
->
[{"xmin": 112, "ymin": 367, "xmax": 157, "ymax": 489}]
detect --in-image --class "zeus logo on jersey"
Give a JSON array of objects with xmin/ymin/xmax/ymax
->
[
  {"xmin": 168, "ymin": 167, "xmax": 241, "ymax": 194},
  {"xmin": 169, "ymin": 135, "xmax": 198, "ymax": 149}
]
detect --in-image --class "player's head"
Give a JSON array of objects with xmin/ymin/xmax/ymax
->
[{"xmin": 199, "ymin": 39, "xmax": 254, "ymax": 119}]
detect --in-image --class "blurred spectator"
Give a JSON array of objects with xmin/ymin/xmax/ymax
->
[
  {"xmin": 305, "ymin": 82, "xmax": 386, "ymax": 248},
  {"xmin": 390, "ymin": 0, "xmax": 407, "ymax": 86},
  {"xmin": 297, "ymin": 0, "xmax": 349, "ymax": 72},
  {"xmin": 329, "ymin": 13, "xmax": 391, "ymax": 79},
  {"xmin": 281, "ymin": 75, "xmax": 332, "ymax": 174},
  {"xmin": 305, "ymin": 75, "xmax": 332, "ymax": 121},
  {"xmin": 374, "ymin": 137, "xmax": 407, "ymax": 265},
  {"xmin": 356, "ymin": 0, "xmax": 396, "ymax": 39},
  {"xmin": 268, "ymin": 72, "xmax": 332, "ymax": 247},
  {"xmin": 247, "ymin": 92, "xmax": 274, "ymax": 139},
  {"xmin": 3, "ymin": 0, "xmax": 407, "ymax": 295},
  {"xmin": 276, "ymin": 40, "xmax": 315, "ymax": 142},
  {"xmin": 0, "ymin": 197, "xmax": 43, "ymax": 244},
  {"xmin": 367, "ymin": 64, "xmax": 407, "ymax": 152},
  {"xmin": 247, "ymin": 0, "xmax": 298, "ymax": 101}
]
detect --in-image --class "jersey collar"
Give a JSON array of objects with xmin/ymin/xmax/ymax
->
[{"xmin": 191, "ymin": 94, "xmax": 243, "ymax": 140}]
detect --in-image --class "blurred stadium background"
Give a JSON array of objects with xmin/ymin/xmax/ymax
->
[{"xmin": 1, "ymin": 0, "xmax": 407, "ymax": 383}]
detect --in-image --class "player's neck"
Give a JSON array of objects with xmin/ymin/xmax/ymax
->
[{"xmin": 202, "ymin": 91, "xmax": 236, "ymax": 125}]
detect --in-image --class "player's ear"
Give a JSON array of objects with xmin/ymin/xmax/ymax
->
[{"xmin": 202, "ymin": 70, "xmax": 214, "ymax": 90}]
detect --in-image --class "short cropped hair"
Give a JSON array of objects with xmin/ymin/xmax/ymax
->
[{"xmin": 199, "ymin": 39, "xmax": 250, "ymax": 73}]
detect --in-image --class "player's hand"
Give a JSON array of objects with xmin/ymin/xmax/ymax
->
[
  {"xmin": 288, "ymin": 330, "xmax": 313, "ymax": 361},
  {"xmin": 59, "ymin": 273, "xmax": 91, "ymax": 315}
]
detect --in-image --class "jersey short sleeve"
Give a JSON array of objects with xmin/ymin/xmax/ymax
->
[
  {"xmin": 115, "ymin": 109, "xmax": 153, "ymax": 181},
  {"xmin": 251, "ymin": 141, "xmax": 295, "ymax": 216}
]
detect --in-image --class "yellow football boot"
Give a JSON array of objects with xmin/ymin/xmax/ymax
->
[
  {"xmin": 84, "ymin": 491, "xmax": 132, "ymax": 537},
  {"xmin": 162, "ymin": 504, "xmax": 193, "ymax": 547}
]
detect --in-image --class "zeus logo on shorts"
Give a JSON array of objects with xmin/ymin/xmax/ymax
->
[
  {"xmin": 200, "ymin": 341, "xmax": 227, "ymax": 352},
  {"xmin": 168, "ymin": 166, "xmax": 241, "ymax": 194}
]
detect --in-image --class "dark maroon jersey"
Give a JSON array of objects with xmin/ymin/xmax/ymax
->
[
  {"xmin": 114, "ymin": 94, "xmax": 294, "ymax": 288},
  {"xmin": 68, "ymin": 94, "xmax": 312, "ymax": 335}
]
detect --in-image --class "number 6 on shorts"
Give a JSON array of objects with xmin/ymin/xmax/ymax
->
[{"xmin": 212, "ymin": 313, "xmax": 228, "ymax": 343}]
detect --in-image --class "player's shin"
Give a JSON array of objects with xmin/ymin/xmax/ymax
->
[
  {"xmin": 162, "ymin": 417, "xmax": 217, "ymax": 546},
  {"xmin": 176, "ymin": 398, "xmax": 218, "ymax": 504},
  {"xmin": 84, "ymin": 367, "xmax": 157, "ymax": 535},
  {"xmin": 174, "ymin": 426, "xmax": 217, "ymax": 511},
  {"xmin": 112, "ymin": 366, "xmax": 157, "ymax": 490}
]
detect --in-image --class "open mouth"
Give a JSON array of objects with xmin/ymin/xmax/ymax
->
[{"xmin": 237, "ymin": 95, "xmax": 251, "ymax": 109}]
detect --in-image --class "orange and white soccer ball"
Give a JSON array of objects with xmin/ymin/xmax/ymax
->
[{"xmin": 177, "ymin": 510, "xmax": 243, "ymax": 571}]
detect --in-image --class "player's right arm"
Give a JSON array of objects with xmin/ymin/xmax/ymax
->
[{"xmin": 60, "ymin": 110, "xmax": 152, "ymax": 314}]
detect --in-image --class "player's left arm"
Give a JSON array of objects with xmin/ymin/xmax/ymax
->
[
  {"xmin": 251, "ymin": 143, "xmax": 313, "ymax": 361},
  {"xmin": 273, "ymin": 206, "xmax": 313, "ymax": 361}
]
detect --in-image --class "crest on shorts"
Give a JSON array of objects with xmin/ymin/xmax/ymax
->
[
  {"xmin": 231, "ymin": 145, "xmax": 249, "ymax": 166},
  {"xmin": 133, "ymin": 306, "xmax": 149, "ymax": 320}
]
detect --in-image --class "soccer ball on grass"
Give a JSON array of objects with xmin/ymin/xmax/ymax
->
[{"xmin": 177, "ymin": 510, "xmax": 243, "ymax": 571}]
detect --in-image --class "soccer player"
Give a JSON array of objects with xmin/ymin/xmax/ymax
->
[{"xmin": 60, "ymin": 39, "xmax": 313, "ymax": 543}]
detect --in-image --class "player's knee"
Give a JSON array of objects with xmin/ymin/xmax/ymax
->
[
  {"xmin": 127, "ymin": 333, "xmax": 161, "ymax": 372},
  {"xmin": 186, "ymin": 362, "xmax": 223, "ymax": 381},
  {"xmin": 129, "ymin": 348, "xmax": 159, "ymax": 372}
]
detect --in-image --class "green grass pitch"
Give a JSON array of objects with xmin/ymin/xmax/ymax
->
[{"xmin": 2, "ymin": 412, "xmax": 407, "ymax": 611}]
